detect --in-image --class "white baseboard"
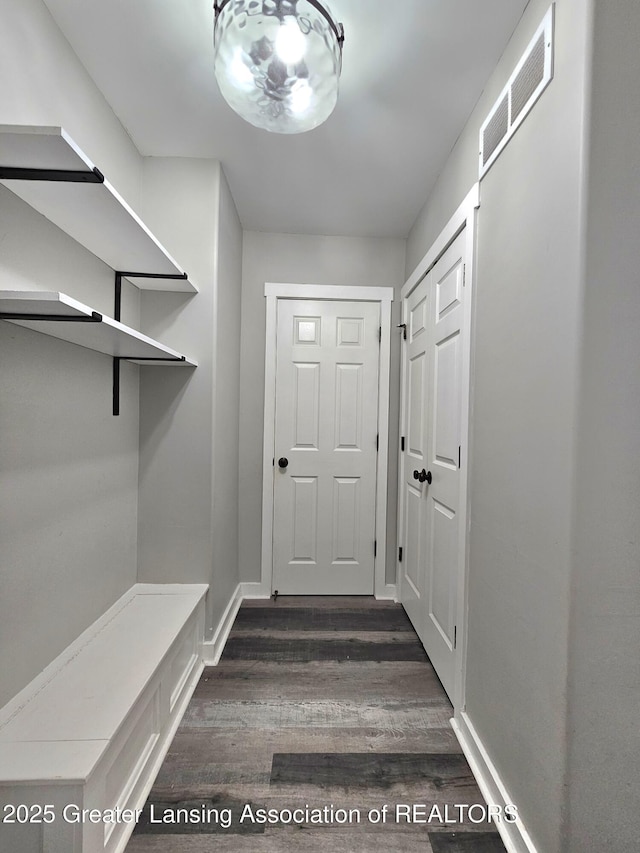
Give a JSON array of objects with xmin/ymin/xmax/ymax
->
[
  {"xmin": 376, "ymin": 583, "xmax": 398, "ymax": 601},
  {"xmin": 202, "ymin": 584, "xmax": 243, "ymax": 665},
  {"xmin": 240, "ymin": 581, "xmax": 271, "ymax": 599},
  {"xmin": 451, "ymin": 711, "xmax": 538, "ymax": 853}
]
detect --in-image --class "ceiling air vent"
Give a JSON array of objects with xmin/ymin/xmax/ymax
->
[{"xmin": 479, "ymin": 4, "xmax": 554, "ymax": 178}]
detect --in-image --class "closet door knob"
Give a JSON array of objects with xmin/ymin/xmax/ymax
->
[
  {"xmin": 414, "ymin": 468, "xmax": 432, "ymax": 484},
  {"xmin": 278, "ymin": 457, "xmax": 289, "ymax": 469}
]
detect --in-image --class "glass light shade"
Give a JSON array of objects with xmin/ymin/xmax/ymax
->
[{"xmin": 213, "ymin": 0, "xmax": 343, "ymax": 134}]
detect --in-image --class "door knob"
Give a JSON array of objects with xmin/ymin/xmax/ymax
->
[
  {"xmin": 278, "ymin": 457, "xmax": 289, "ymax": 469},
  {"xmin": 413, "ymin": 468, "xmax": 432, "ymax": 484}
]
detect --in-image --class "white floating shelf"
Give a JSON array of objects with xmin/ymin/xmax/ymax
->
[
  {"xmin": 0, "ymin": 125, "xmax": 197, "ymax": 293},
  {"xmin": 0, "ymin": 291, "xmax": 197, "ymax": 366}
]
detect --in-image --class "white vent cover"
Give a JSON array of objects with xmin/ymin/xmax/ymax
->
[{"xmin": 479, "ymin": 5, "xmax": 554, "ymax": 178}]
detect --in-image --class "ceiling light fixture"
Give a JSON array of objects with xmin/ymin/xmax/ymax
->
[{"xmin": 213, "ymin": 0, "xmax": 345, "ymax": 134}]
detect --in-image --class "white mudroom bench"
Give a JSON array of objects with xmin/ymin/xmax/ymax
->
[{"xmin": 0, "ymin": 583, "xmax": 208, "ymax": 853}]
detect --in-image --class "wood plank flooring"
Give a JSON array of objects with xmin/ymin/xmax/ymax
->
[{"xmin": 126, "ymin": 597, "xmax": 506, "ymax": 852}]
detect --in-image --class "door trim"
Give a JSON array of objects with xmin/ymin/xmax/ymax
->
[
  {"xmin": 398, "ymin": 184, "xmax": 480, "ymax": 710},
  {"xmin": 261, "ymin": 283, "xmax": 395, "ymax": 599}
]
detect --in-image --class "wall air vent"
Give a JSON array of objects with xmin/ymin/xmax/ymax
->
[
  {"xmin": 479, "ymin": 4, "xmax": 554, "ymax": 178},
  {"xmin": 483, "ymin": 93, "xmax": 509, "ymax": 165}
]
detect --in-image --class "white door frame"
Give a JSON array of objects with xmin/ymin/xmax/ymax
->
[
  {"xmin": 398, "ymin": 184, "xmax": 480, "ymax": 710},
  {"xmin": 261, "ymin": 283, "xmax": 395, "ymax": 599}
]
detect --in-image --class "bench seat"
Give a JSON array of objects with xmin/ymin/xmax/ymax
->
[{"xmin": 0, "ymin": 583, "xmax": 208, "ymax": 853}]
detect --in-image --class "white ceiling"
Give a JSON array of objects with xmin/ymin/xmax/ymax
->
[{"xmin": 43, "ymin": 0, "xmax": 529, "ymax": 238}]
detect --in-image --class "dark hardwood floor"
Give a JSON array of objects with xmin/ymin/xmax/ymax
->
[{"xmin": 126, "ymin": 597, "xmax": 506, "ymax": 852}]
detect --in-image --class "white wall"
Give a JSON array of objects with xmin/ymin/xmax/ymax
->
[
  {"xmin": 0, "ymin": 0, "xmax": 242, "ymax": 704},
  {"xmin": 0, "ymin": 0, "xmax": 145, "ymax": 706},
  {"xmin": 405, "ymin": 1, "xmax": 590, "ymax": 850},
  {"xmin": 211, "ymin": 171, "xmax": 243, "ymax": 621},
  {"xmin": 136, "ymin": 157, "xmax": 218, "ymax": 593},
  {"xmin": 239, "ymin": 231, "xmax": 406, "ymax": 588},
  {"xmin": 567, "ymin": 1, "xmax": 640, "ymax": 848},
  {"xmin": 137, "ymin": 159, "xmax": 242, "ymax": 636},
  {"xmin": 0, "ymin": 200, "xmax": 140, "ymax": 706},
  {"xmin": 0, "ymin": 0, "xmax": 141, "ymax": 209}
]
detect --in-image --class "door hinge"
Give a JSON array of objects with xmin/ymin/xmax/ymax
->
[
  {"xmin": 376, "ymin": 433, "xmax": 379, "ymax": 451},
  {"xmin": 401, "ymin": 436, "xmax": 405, "ymax": 452},
  {"xmin": 378, "ymin": 325, "xmax": 382, "ymax": 343},
  {"xmin": 454, "ymin": 625, "xmax": 457, "ymax": 649},
  {"xmin": 458, "ymin": 446, "xmax": 461, "ymax": 468},
  {"xmin": 463, "ymin": 265, "xmax": 466, "ymax": 287},
  {"xmin": 374, "ymin": 540, "xmax": 377, "ymax": 557},
  {"xmin": 398, "ymin": 546, "xmax": 403, "ymax": 563},
  {"xmin": 273, "ymin": 457, "xmax": 275, "ymax": 467}
]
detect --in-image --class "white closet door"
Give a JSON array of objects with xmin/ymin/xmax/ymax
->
[
  {"xmin": 421, "ymin": 231, "xmax": 466, "ymax": 696},
  {"xmin": 400, "ymin": 278, "xmax": 431, "ymax": 636},
  {"xmin": 400, "ymin": 228, "xmax": 467, "ymax": 698},
  {"xmin": 272, "ymin": 299, "xmax": 381, "ymax": 594}
]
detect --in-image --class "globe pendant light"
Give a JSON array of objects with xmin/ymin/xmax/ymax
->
[{"xmin": 213, "ymin": 0, "xmax": 345, "ymax": 134}]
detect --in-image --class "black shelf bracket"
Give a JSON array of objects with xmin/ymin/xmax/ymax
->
[
  {"xmin": 112, "ymin": 355, "xmax": 187, "ymax": 416},
  {"xmin": 0, "ymin": 311, "xmax": 102, "ymax": 322},
  {"xmin": 113, "ymin": 272, "xmax": 123, "ymax": 415},
  {"xmin": 111, "ymin": 270, "xmax": 190, "ymax": 416},
  {"xmin": 116, "ymin": 271, "xmax": 188, "ymax": 282},
  {"xmin": 114, "ymin": 272, "xmax": 123, "ymax": 321},
  {"xmin": 113, "ymin": 270, "xmax": 189, "ymax": 322},
  {"xmin": 112, "ymin": 356, "xmax": 121, "ymax": 417},
  {"xmin": 0, "ymin": 166, "xmax": 105, "ymax": 183},
  {"xmin": 126, "ymin": 356, "xmax": 187, "ymax": 362}
]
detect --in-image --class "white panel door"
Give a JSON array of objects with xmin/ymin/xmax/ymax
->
[
  {"xmin": 400, "ymin": 229, "xmax": 467, "ymax": 698},
  {"xmin": 272, "ymin": 299, "xmax": 381, "ymax": 594},
  {"xmin": 399, "ymin": 280, "xmax": 431, "ymax": 636},
  {"xmin": 422, "ymin": 232, "xmax": 466, "ymax": 696}
]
